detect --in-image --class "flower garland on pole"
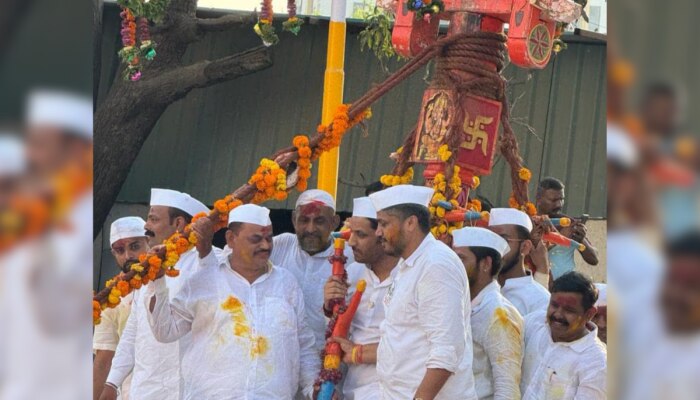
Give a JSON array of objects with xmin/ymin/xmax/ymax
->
[
  {"xmin": 93, "ymin": 104, "xmax": 371, "ymax": 325},
  {"xmin": 509, "ymin": 167, "xmax": 537, "ymax": 216}
]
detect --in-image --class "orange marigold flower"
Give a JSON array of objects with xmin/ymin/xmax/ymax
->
[
  {"xmin": 296, "ymin": 181, "xmax": 308, "ymax": 191},
  {"xmin": 317, "ymin": 124, "xmax": 326, "ymax": 133},
  {"xmin": 263, "ymin": 174, "xmax": 276, "ymax": 186},
  {"xmin": 148, "ymin": 255, "xmax": 162, "ymax": 269},
  {"xmin": 138, "ymin": 254, "xmax": 147, "ymax": 263},
  {"xmin": 130, "ymin": 278, "xmax": 143, "ymax": 290},
  {"xmin": 93, "ymin": 300, "xmax": 101, "ymax": 310},
  {"xmin": 525, "ymin": 202, "xmax": 537, "ymax": 216},
  {"xmin": 176, "ymin": 238, "xmax": 189, "ymax": 254},
  {"xmin": 298, "ymin": 159, "xmax": 311, "ymax": 168},
  {"xmin": 298, "ymin": 147, "xmax": 312, "ymax": 158},
  {"xmin": 274, "ymin": 191, "xmax": 288, "ymax": 201},
  {"xmin": 255, "ymin": 181, "xmax": 266, "ymax": 191},
  {"xmin": 192, "ymin": 211, "xmax": 208, "ymax": 223},
  {"xmin": 264, "ymin": 186, "xmax": 276, "ymax": 197},
  {"xmin": 508, "ymin": 195, "xmax": 519, "ymax": 209},
  {"xmin": 293, "ymin": 135, "xmax": 309, "ymax": 148},
  {"xmin": 117, "ymin": 280, "xmax": 130, "ymax": 295},
  {"xmin": 298, "ymin": 169, "xmax": 312, "ymax": 179},
  {"xmin": 518, "ymin": 167, "xmax": 532, "ymax": 182},
  {"xmin": 214, "ymin": 200, "xmax": 229, "ymax": 214},
  {"xmin": 165, "ymin": 269, "xmax": 180, "ymax": 277}
]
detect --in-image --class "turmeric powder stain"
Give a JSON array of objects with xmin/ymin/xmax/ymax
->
[
  {"xmin": 494, "ymin": 307, "xmax": 522, "ymax": 336},
  {"xmin": 220, "ymin": 295, "xmax": 269, "ymax": 358},
  {"xmin": 493, "ymin": 307, "xmax": 524, "ymax": 367}
]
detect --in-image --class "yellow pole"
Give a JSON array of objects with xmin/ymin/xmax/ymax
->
[{"xmin": 316, "ymin": 0, "xmax": 346, "ymax": 199}]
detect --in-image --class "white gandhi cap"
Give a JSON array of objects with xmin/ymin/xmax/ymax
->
[
  {"xmin": 594, "ymin": 283, "xmax": 607, "ymax": 307},
  {"xmin": 110, "ymin": 216, "xmax": 147, "ymax": 246},
  {"xmin": 607, "ymin": 123, "xmax": 638, "ymax": 168},
  {"xmin": 368, "ymin": 184, "xmax": 433, "ymax": 211},
  {"xmin": 296, "ymin": 189, "xmax": 336, "ymax": 211},
  {"xmin": 150, "ymin": 188, "xmax": 209, "ymax": 217},
  {"xmin": 27, "ymin": 90, "xmax": 93, "ymax": 140},
  {"xmin": 352, "ymin": 197, "xmax": 377, "ymax": 219},
  {"xmin": 489, "ymin": 208, "xmax": 533, "ymax": 232},
  {"xmin": 452, "ymin": 226, "xmax": 510, "ymax": 257},
  {"xmin": 228, "ymin": 204, "xmax": 272, "ymax": 226},
  {"xmin": 0, "ymin": 134, "xmax": 25, "ymax": 176}
]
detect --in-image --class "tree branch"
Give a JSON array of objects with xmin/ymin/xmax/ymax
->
[
  {"xmin": 197, "ymin": 12, "xmax": 256, "ymax": 32},
  {"xmin": 145, "ymin": 45, "xmax": 273, "ymax": 103}
]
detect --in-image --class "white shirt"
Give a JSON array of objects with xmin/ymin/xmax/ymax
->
[
  {"xmin": 502, "ymin": 275, "xmax": 550, "ymax": 316},
  {"xmin": 521, "ymin": 310, "xmax": 607, "ymax": 400},
  {"xmin": 377, "ymin": 234, "xmax": 477, "ymax": 400},
  {"xmin": 271, "ymin": 232, "xmax": 354, "ymax": 353},
  {"xmin": 145, "ymin": 251, "xmax": 319, "ymax": 400},
  {"xmin": 94, "ymin": 291, "xmax": 133, "ymax": 400},
  {"xmin": 107, "ymin": 247, "xmax": 218, "ymax": 399},
  {"xmin": 470, "ymin": 281, "xmax": 524, "ymax": 400},
  {"xmin": 341, "ymin": 262, "xmax": 398, "ymax": 400}
]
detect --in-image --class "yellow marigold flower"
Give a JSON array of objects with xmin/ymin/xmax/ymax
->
[
  {"xmin": 429, "ymin": 206, "xmax": 436, "ymax": 214},
  {"xmin": 472, "ymin": 176, "xmax": 480, "ymax": 189},
  {"xmin": 108, "ymin": 294, "xmax": 120, "ymax": 305},
  {"xmin": 448, "ymin": 227, "xmax": 457, "ymax": 235},
  {"xmin": 105, "ymin": 279, "xmax": 114, "ymax": 288},
  {"xmin": 431, "ymin": 227, "xmax": 439, "ymax": 237},
  {"xmin": 396, "ymin": 146, "xmax": 403, "ymax": 154},
  {"xmin": 438, "ymin": 144, "xmax": 452, "ymax": 162},
  {"xmin": 436, "ymin": 207, "xmax": 445, "ymax": 218},
  {"xmin": 392, "ymin": 176, "xmax": 401, "ymax": 186},
  {"xmin": 438, "ymin": 224, "xmax": 447, "ymax": 234},
  {"xmin": 518, "ymin": 167, "xmax": 532, "ymax": 182},
  {"xmin": 130, "ymin": 264, "xmax": 144, "ymax": 273}
]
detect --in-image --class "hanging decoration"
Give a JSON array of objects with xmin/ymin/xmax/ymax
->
[
  {"xmin": 282, "ymin": 0, "xmax": 303, "ymax": 35},
  {"xmin": 254, "ymin": 0, "xmax": 279, "ymax": 46},
  {"xmin": 116, "ymin": 0, "xmax": 169, "ymax": 81}
]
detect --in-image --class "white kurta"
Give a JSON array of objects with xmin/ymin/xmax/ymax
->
[
  {"xmin": 501, "ymin": 275, "xmax": 551, "ymax": 317},
  {"xmin": 377, "ymin": 235, "xmax": 477, "ymax": 400},
  {"xmin": 470, "ymin": 281, "xmax": 524, "ymax": 400},
  {"xmin": 107, "ymin": 247, "xmax": 219, "ymax": 399},
  {"xmin": 94, "ymin": 291, "xmax": 133, "ymax": 399},
  {"xmin": 145, "ymin": 251, "xmax": 320, "ymax": 400},
  {"xmin": 521, "ymin": 311, "xmax": 607, "ymax": 400},
  {"xmin": 271, "ymin": 233, "xmax": 354, "ymax": 353},
  {"xmin": 341, "ymin": 262, "xmax": 398, "ymax": 400}
]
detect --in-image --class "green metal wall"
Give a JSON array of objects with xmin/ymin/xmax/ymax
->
[{"xmin": 97, "ymin": 5, "xmax": 606, "ymax": 218}]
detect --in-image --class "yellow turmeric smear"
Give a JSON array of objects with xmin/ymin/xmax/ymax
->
[
  {"xmin": 221, "ymin": 295, "xmax": 269, "ymax": 358},
  {"xmin": 494, "ymin": 307, "xmax": 522, "ymax": 337}
]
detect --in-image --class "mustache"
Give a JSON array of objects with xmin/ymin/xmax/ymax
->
[
  {"xmin": 254, "ymin": 249, "xmax": 270, "ymax": 256},
  {"xmin": 549, "ymin": 315, "xmax": 569, "ymax": 326},
  {"xmin": 145, "ymin": 230, "xmax": 155, "ymax": 237},
  {"xmin": 301, "ymin": 232, "xmax": 323, "ymax": 240}
]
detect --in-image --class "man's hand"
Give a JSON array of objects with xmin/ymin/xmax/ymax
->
[
  {"xmin": 192, "ymin": 217, "xmax": 215, "ymax": 259},
  {"xmin": 570, "ymin": 221, "xmax": 588, "ymax": 243},
  {"xmin": 98, "ymin": 385, "xmax": 118, "ymax": 400},
  {"xmin": 323, "ymin": 276, "xmax": 348, "ymax": 311},
  {"xmin": 329, "ymin": 336, "xmax": 356, "ymax": 363},
  {"xmin": 530, "ymin": 238, "xmax": 550, "ymax": 275}
]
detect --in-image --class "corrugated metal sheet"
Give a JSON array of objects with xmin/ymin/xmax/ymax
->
[{"xmin": 98, "ymin": 5, "xmax": 606, "ymax": 218}]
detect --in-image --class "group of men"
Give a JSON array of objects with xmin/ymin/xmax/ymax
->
[{"xmin": 94, "ymin": 180, "xmax": 607, "ymax": 400}]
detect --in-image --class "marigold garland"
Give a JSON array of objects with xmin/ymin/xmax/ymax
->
[
  {"xmin": 437, "ymin": 144, "xmax": 452, "ymax": 162},
  {"xmin": 380, "ymin": 167, "xmax": 414, "ymax": 187},
  {"xmin": 293, "ymin": 135, "xmax": 312, "ymax": 192},
  {"xmin": 249, "ymin": 158, "xmax": 288, "ymax": 204},
  {"xmin": 282, "ymin": 0, "xmax": 303, "ymax": 34},
  {"xmin": 428, "ymin": 166, "xmax": 464, "ymax": 239},
  {"xmin": 313, "ymin": 105, "xmax": 372, "ymax": 160},
  {"xmin": 509, "ymin": 193, "xmax": 537, "ymax": 216},
  {"xmin": 254, "ymin": 0, "xmax": 279, "ymax": 46}
]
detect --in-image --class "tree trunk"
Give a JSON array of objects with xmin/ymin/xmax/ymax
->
[{"xmin": 93, "ymin": 0, "xmax": 272, "ymax": 237}]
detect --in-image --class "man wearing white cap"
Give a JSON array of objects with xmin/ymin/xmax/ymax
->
[
  {"xmin": 271, "ymin": 189, "xmax": 353, "ymax": 354},
  {"xmin": 488, "ymin": 208, "xmax": 551, "ymax": 316},
  {"xmin": 102, "ymin": 188, "xmax": 217, "ymax": 400},
  {"xmin": 25, "ymin": 89, "xmax": 92, "ymax": 177},
  {"xmin": 145, "ymin": 204, "xmax": 319, "ymax": 399},
  {"xmin": 452, "ymin": 227, "xmax": 524, "ymax": 400},
  {"xmin": 368, "ymin": 185, "xmax": 477, "ymax": 400},
  {"xmin": 321, "ymin": 197, "xmax": 400, "ymax": 399},
  {"xmin": 93, "ymin": 217, "xmax": 149, "ymax": 400}
]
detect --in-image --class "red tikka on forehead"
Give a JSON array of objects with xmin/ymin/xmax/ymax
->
[
  {"xmin": 260, "ymin": 226, "xmax": 273, "ymax": 235},
  {"xmin": 551, "ymin": 292, "xmax": 582, "ymax": 308},
  {"xmin": 298, "ymin": 201, "xmax": 327, "ymax": 216}
]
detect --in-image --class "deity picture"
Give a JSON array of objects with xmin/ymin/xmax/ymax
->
[{"xmin": 413, "ymin": 91, "xmax": 452, "ymax": 162}]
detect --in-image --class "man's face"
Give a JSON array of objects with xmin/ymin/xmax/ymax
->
[
  {"xmin": 25, "ymin": 127, "xmax": 66, "ymax": 175},
  {"xmin": 375, "ymin": 210, "xmax": 409, "ymax": 258},
  {"xmin": 547, "ymin": 292, "xmax": 594, "ymax": 342},
  {"xmin": 660, "ymin": 255, "xmax": 700, "ymax": 334},
  {"xmin": 227, "ymin": 223, "xmax": 273, "ymax": 270},
  {"xmin": 592, "ymin": 306, "xmax": 607, "ymax": 343},
  {"xmin": 643, "ymin": 95, "xmax": 678, "ymax": 137},
  {"xmin": 537, "ymin": 188, "xmax": 565, "ymax": 216},
  {"xmin": 453, "ymin": 246, "xmax": 478, "ymax": 286},
  {"xmin": 111, "ymin": 237, "xmax": 150, "ymax": 272},
  {"xmin": 292, "ymin": 203, "xmax": 339, "ymax": 254},
  {"xmin": 488, "ymin": 224, "xmax": 524, "ymax": 275},
  {"xmin": 347, "ymin": 217, "xmax": 383, "ymax": 264},
  {"xmin": 144, "ymin": 206, "xmax": 178, "ymax": 246}
]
